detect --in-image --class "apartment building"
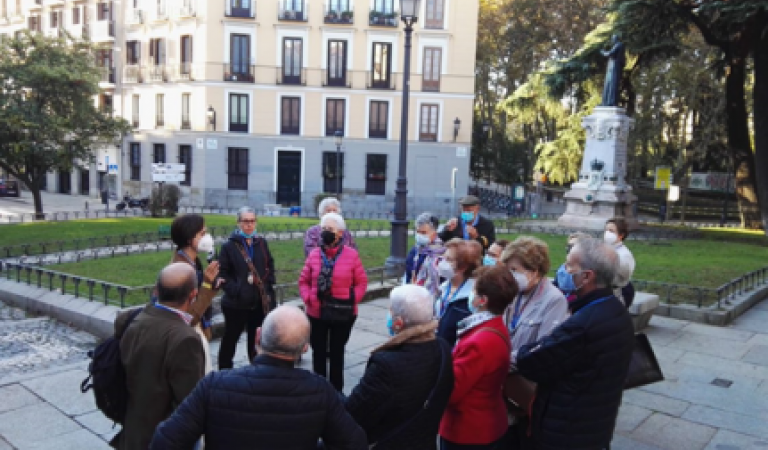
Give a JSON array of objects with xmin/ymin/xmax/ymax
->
[{"xmin": 2, "ymin": 0, "xmax": 480, "ymax": 214}]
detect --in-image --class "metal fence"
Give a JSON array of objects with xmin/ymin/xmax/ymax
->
[{"xmin": 715, "ymin": 266, "xmax": 768, "ymax": 308}]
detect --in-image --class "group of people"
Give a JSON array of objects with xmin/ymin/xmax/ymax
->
[{"xmin": 112, "ymin": 195, "xmax": 638, "ymax": 450}]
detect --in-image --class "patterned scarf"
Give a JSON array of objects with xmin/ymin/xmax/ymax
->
[
  {"xmin": 456, "ymin": 311, "xmax": 497, "ymax": 337},
  {"xmin": 414, "ymin": 240, "xmax": 446, "ymax": 296},
  {"xmin": 318, "ymin": 245, "xmax": 343, "ymax": 296}
]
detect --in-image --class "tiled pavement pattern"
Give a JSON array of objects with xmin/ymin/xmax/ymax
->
[{"xmin": 1, "ymin": 297, "xmax": 768, "ymax": 449}]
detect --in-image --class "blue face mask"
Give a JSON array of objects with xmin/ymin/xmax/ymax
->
[
  {"xmin": 386, "ymin": 312, "xmax": 395, "ymax": 336},
  {"xmin": 555, "ymin": 265, "xmax": 577, "ymax": 294},
  {"xmin": 461, "ymin": 211, "xmax": 475, "ymax": 222},
  {"xmin": 468, "ymin": 291, "xmax": 479, "ymax": 314},
  {"xmin": 238, "ymin": 229, "xmax": 257, "ymax": 239},
  {"xmin": 483, "ymin": 255, "xmax": 496, "ymax": 266}
]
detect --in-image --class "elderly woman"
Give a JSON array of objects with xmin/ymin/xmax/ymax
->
[
  {"xmin": 304, "ymin": 197, "xmax": 357, "ymax": 257},
  {"xmin": 217, "ymin": 207, "xmax": 276, "ymax": 370},
  {"xmin": 553, "ymin": 232, "xmax": 591, "ymax": 301},
  {"xmin": 605, "ymin": 217, "xmax": 636, "ymax": 307},
  {"xmin": 405, "ymin": 212, "xmax": 445, "ymax": 296},
  {"xmin": 299, "ymin": 212, "xmax": 368, "ymax": 392},
  {"xmin": 435, "ymin": 238, "xmax": 482, "ymax": 347},
  {"xmin": 439, "ymin": 265, "xmax": 517, "ymax": 450},
  {"xmin": 484, "ymin": 239, "xmax": 509, "ymax": 266},
  {"xmin": 345, "ymin": 285, "xmax": 453, "ymax": 449}
]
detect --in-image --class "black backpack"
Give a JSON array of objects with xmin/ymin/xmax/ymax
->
[{"xmin": 80, "ymin": 308, "xmax": 143, "ymax": 424}]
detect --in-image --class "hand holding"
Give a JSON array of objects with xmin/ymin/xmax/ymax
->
[
  {"xmin": 466, "ymin": 225, "xmax": 478, "ymax": 239},
  {"xmin": 203, "ymin": 261, "xmax": 220, "ymax": 284},
  {"xmin": 446, "ymin": 218, "xmax": 458, "ymax": 231}
]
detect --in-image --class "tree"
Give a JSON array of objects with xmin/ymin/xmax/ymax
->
[{"xmin": 0, "ymin": 32, "xmax": 130, "ymax": 218}]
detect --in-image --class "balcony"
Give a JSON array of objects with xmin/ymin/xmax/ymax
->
[
  {"xmin": 88, "ymin": 21, "xmax": 115, "ymax": 41},
  {"xmin": 65, "ymin": 23, "xmax": 85, "ymax": 38},
  {"xmin": 124, "ymin": 65, "xmax": 143, "ymax": 83},
  {"xmin": 99, "ymin": 67, "xmax": 116, "ymax": 85},
  {"xmin": 174, "ymin": 2, "xmax": 196, "ymax": 19},
  {"xmin": 223, "ymin": 63, "xmax": 255, "ymax": 82},
  {"xmin": 132, "ymin": 116, "xmax": 139, "ymax": 128},
  {"xmin": 276, "ymin": 67, "xmax": 306, "ymax": 85},
  {"xmin": 181, "ymin": 115, "xmax": 191, "ymax": 130},
  {"xmin": 321, "ymin": 69, "xmax": 351, "ymax": 88},
  {"xmin": 126, "ymin": 9, "xmax": 144, "ymax": 26},
  {"xmin": 225, "ymin": 0, "xmax": 255, "ymax": 18},
  {"xmin": 278, "ymin": 0, "xmax": 307, "ymax": 21},
  {"xmin": 147, "ymin": 65, "xmax": 168, "ymax": 82},
  {"xmin": 44, "ymin": 28, "xmax": 62, "ymax": 38},
  {"xmin": 324, "ymin": 1, "xmax": 353, "ymax": 24},
  {"xmin": 366, "ymin": 71, "xmax": 396, "ymax": 90},
  {"xmin": 369, "ymin": 1, "xmax": 398, "ymax": 27},
  {"xmin": 173, "ymin": 63, "xmax": 201, "ymax": 81}
]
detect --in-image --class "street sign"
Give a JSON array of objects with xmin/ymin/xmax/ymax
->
[
  {"xmin": 151, "ymin": 173, "xmax": 185, "ymax": 182},
  {"xmin": 151, "ymin": 163, "xmax": 186, "ymax": 173},
  {"xmin": 668, "ymin": 185, "xmax": 680, "ymax": 202},
  {"xmin": 654, "ymin": 167, "xmax": 672, "ymax": 190}
]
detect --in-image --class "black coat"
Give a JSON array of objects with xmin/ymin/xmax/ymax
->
[
  {"xmin": 345, "ymin": 336, "xmax": 453, "ymax": 450},
  {"xmin": 150, "ymin": 355, "xmax": 367, "ymax": 450},
  {"xmin": 517, "ymin": 288, "xmax": 635, "ymax": 450},
  {"xmin": 438, "ymin": 214, "xmax": 496, "ymax": 252},
  {"xmin": 218, "ymin": 232, "xmax": 276, "ymax": 310},
  {"xmin": 436, "ymin": 298, "xmax": 471, "ymax": 348}
]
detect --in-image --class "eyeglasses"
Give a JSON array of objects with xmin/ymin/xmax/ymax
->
[{"xmin": 239, "ymin": 219, "xmax": 256, "ymax": 224}]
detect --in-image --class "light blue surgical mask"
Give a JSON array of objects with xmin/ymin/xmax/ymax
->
[
  {"xmin": 415, "ymin": 233, "xmax": 430, "ymax": 247},
  {"xmin": 386, "ymin": 312, "xmax": 395, "ymax": 336},
  {"xmin": 483, "ymin": 255, "xmax": 496, "ymax": 266},
  {"xmin": 468, "ymin": 291, "xmax": 479, "ymax": 314},
  {"xmin": 238, "ymin": 228, "xmax": 257, "ymax": 239},
  {"xmin": 461, "ymin": 211, "xmax": 475, "ymax": 222},
  {"xmin": 556, "ymin": 265, "xmax": 577, "ymax": 294}
]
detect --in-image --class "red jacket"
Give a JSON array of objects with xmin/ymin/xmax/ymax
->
[
  {"xmin": 299, "ymin": 246, "xmax": 368, "ymax": 319},
  {"xmin": 439, "ymin": 316, "xmax": 511, "ymax": 445}
]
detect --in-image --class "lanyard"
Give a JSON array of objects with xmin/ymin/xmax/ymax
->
[
  {"xmin": 440, "ymin": 279, "xmax": 468, "ymax": 317},
  {"xmin": 462, "ymin": 215, "xmax": 480, "ymax": 240},
  {"xmin": 154, "ymin": 302, "xmax": 191, "ymax": 324},
  {"xmin": 177, "ymin": 250, "xmax": 203, "ymax": 286},
  {"xmin": 509, "ymin": 281, "xmax": 540, "ymax": 332}
]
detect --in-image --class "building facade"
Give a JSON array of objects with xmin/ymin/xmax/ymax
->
[{"xmin": 2, "ymin": 0, "xmax": 479, "ymax": 215}]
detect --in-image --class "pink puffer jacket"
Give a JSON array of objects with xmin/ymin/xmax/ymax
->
[{"xmin": 299, "ymin": 246, "xmax": 368, "ymax": 319}]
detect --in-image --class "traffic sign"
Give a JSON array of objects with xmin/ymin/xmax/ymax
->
[
  {"xmin": 152, "ymin": 173, "xmax": 185, "ymax": 182},
  {"xmin": 151, "ymin": 163, "xmax": 186, "ymax": 173}
]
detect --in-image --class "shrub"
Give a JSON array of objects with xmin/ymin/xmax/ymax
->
[{"xmin": 149, "ymin": 184, "xmax": 181, "ymax": 217}]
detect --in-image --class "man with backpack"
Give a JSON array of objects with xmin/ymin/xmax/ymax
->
[{"xmin": 115, "ymin": 263, "xmax": 206, "ymax": 449}]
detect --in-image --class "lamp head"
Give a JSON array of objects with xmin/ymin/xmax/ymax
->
[
  {"xmin": 400, "ymin": 0, "xmax": 420, "ymax": 23},
  {"xmin": 334, "ymin": 130, "xmax": 343, "ymax": 147}
]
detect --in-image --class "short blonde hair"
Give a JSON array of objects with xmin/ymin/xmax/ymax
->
[
  {"xmin": 500, "ymin": 236, "xmax": 551, "ymax": 276},
  {"xmin": 445, "ymin": 238, "xmax": 481, "ymax": 278}
]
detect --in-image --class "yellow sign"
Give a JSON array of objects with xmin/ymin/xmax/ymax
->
[{"xmin": 655, "ymin": 167, "xmax": 672, "ymax": 190}]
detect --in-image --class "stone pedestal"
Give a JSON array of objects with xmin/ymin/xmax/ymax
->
[{"xmin": 558, "ymin": 106, "xmax": 639, "ymax": 230}]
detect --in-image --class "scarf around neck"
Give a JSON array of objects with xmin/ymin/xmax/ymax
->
[
  {"xmin": 457, "ymin": 311, "xmax": 497, "ymax": 337},
  {"xmin": 414, "ymin": 240, "xmax": 446, "ymax": 296}
]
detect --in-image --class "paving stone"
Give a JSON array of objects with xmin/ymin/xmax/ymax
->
[
  {"xmin": 0, "ymin": 437, "xmax": 12, "ymax": 450},
  {"xmin": 653, "ymin": 346, "xmax": 686, "ymax": 365},
  {"xmin": 0, "ymin": 403, "xmax": 81, "ymax": 447},
  {"xmin": 623, "ymin": 389, "xmax": 690, "ymax": 417},
  {"xmin": 678, "ymin": 352, "xmax": 768, "ymax": 382},
  {"xmin": 731, "ymin": 311, "xmax": 768, "ymax": 334},
  {"xmin": 346, "ymin": 329, "xmax": 387, "ymax": 353},
  {"xmin": 682, "ymin": 405, "xmax": 768, "ymax": 440},
  {"xmin": 629, "ymin": 413, "xmax": 717, "ymax": 450},
  {"xmin": 641, "ymin": 378, "xmax": 768, "ymax": 418},
  {"xmin": 703, "ymin": 429, "xmax": 768, "ymax": 450},
  {"xmin": 680, "ymin": 323, "xmax": 754, "ymax": 343},
  {"xmin": 74, "ymin": 411, "xmax": 115, "ymax": 437},
  {"xmin": 741, "ymin": 345, "xmax": 768, "ymax": 368},
  {"xmin": 21, "ymin": 369, "xmax": 96, "ymax": 416},
  {"xmin": 612, "ymin": 433, "xmax": 664, "ymax": 450},
  {"xmin": 645, "ymin": 324, "xmax": 686, "ymax": 347},
  {"xmin": 0, "ymin": 384, "xmax": 40, "ymax": 414},
  {"xmin": 746, "ymin": 334, "xmax": 768, "ymax": 347},
  {"xmin": 20, "ymin": 429, "xmax": 111, "ymax": 450},
  {"xmin": 615, "ymin": 404, "xmax": 653, "ymax": 433},
  {"xmin": 668, "ymin": 333, "xmax": 752, "ymax": 361}
]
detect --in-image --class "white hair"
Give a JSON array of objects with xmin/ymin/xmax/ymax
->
[
  {"xmin": 414, "ymin": 212, "xmax": 438, "ymax": 230},
  {"xmin": 318, "ymin": 197, "xmax": 342, "ymax": 217},
  {"xmin": 237, "ymin": 206, "xmax": 256, "ymax": 221},
  {"xmin": 572, "ymin": 238, "xmax": 619, "ymax": 288},
  {"xmin": 390, "ymin": 285, "xmax": 434, "ymax": 327},
  {"xmin": 320, "ymin": 212, "xmax": 346, "ymax": 230}
]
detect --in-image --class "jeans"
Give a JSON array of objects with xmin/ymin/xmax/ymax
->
[
  {"xmin": 439, "ymin": 438, "xmax": 500, "ymax": 450},
  {"xmin": 218, "ymin": 305, "xmax": 265, "ymax": 370},
  {"xmin": 308, "ymin": 315, "xmax": 356, "ymax": 391}
]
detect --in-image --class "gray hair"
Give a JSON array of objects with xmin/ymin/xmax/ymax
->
[
  {"xmin": 414, "ymin": 212, "xmax": 438, "ymax": 231},
  {"xmin": 237, "ymin": 206, "xmax": 256, "ymax": 221},
  {"xmin": 320, "ymin": 212, "xmax": 346, "ymax": 230},
  {"xmin": 260, "ymin": 306, "xmax": 310, "ymax": 359},
  {"xmin": 318, "ymin": 197, "xmax": 342, "ymax": 217},
  {"xmin": 572, "ymin": 238, "xmax": 619, "ymax": 288},
  {"xmin": 568, "ymin": 231, "xmax": 591, "ymax": 244},
  {"xmin": 390, "ymin": 285, "xmax": 434, "ymax": 327}
]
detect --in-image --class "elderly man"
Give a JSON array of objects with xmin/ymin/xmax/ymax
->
[
  {"xmin": 151, "ymin": 305, "xmax": 367, "ymax": 450},
  {"xmin": 117, "ymin": 263, "xmax": 205, "ymax": 450},
  {"xmin": 405, "ymin": 212, "xmax": 445, "ymax": 296},
  {"xmin": 439, "ymin": 195, "xmax": 496, "ymax": 253},
  {"xmin": 345, "ymin": 285, "xmax": 454, "ymax": 450},
  {"xmin": 516, "ymin": 238, "xmax": 634, "ymax": 450}
]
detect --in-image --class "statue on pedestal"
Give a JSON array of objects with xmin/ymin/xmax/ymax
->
[{"xmin": 601, "ymin": 35, "xmax": 625, "ymax": 107}]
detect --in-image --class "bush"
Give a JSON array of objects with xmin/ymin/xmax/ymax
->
[{"xmin": 149, "ymin": 184, "xmax": 181, "ymax": 217}]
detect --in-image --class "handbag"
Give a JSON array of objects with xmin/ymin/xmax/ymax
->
[
  {"xmin": 624, "ymin": 332, "xmax": 664, "ymax": 390},
  {"xmin": 478, "ymin": 326, "xmax": 537, "ymax": 417},
  {"xmin": 235, "ymin": 240, "xmax": 273, "ymax": 316},
  {"xmin": 320, "ymin": 288, "xmax": 355, "ymax": 323}
]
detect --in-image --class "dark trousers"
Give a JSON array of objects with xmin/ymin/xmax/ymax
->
[
  {"xmin": 308, "ymin": 315, "xmax": 356, "ymax": 391},
  {"xmin": 218, "ymin": 305, "xmax": 265, "ymax": 370},
  {"xmin": 440, "ymin": 438, "xmax": 500, "ymax": 450}
]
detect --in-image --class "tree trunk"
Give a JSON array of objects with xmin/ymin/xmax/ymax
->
[
  {"xmin": 31, "ymin": 183, "xmax": 45, "ymax": 220},
  {"xmin": 752, "ymin": 15, "xmax": 768, "ymax": 232},
  {"xmin": 725, "ymin": 56, "xmax": 762, "ymax": 228}
]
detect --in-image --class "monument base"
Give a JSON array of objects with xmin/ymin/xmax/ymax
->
[{"xmin": 557, "ymin": 183, "xmax": 639, "ymax": 231}]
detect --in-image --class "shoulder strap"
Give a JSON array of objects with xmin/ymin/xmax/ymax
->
[
  {"xmin": 477, "ymin": 326, "xmax": 511, "ymax": 352},
  {"xmin": 257, "ymin": 239, "xmax": 271, "ymax": 280},
  {"xmin": 234, "ymin": 241, "xmax": 263, "ymax": 287}
]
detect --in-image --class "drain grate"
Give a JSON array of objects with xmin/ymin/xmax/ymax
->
[{"xmin": 711, "ymin": 378, "xmax": 733, "ymax": 388}]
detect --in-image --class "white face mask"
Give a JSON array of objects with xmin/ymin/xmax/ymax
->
[
  {"xmin": 415, "ymin": 233, "xmax": 431, "ymax": 247},
  {"xmin": 196, "ymin": 233, "xmax": 214, "ymax": 253},
  {"xmin": 437, "ymin": 260, "xmax": 455, "ymax": 280},
  {"xmin": 604, "ymin": 231, "xmax": 619, "ymax": 245},
  {"xmin": 512, "ymin": 271, "xmax": 529, "ymax": 293}
]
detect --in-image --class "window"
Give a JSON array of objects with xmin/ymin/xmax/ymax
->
[
  {"xmin": 131, "ymin": 95, "xmax": 139, "ymax": 128},
  {"xmin": 424, "ymin": 0, "xmax": 445, "ymax": 29},
  {"xmin": 281, "ymin": 97, "xmax": 301, "ymax": 135},
  {"xmin": 322, "ymin": 152, "xmax": 344, "ymax": 193},
  {"xmin": 228, "ymin": 34, "xmax": 252, "ymax": 81},
  {"xmin": 72, "ymin": 6, "xmax": 80, "ymax": 25},
  {"xmin": 325, "ymin": 99, "xmax": 345, "ymax": 136},
  {"xmin": 181, "ymin": 93, "xmax": 191, "ymax": 130},
  {"xmin": 279, "ymin": 0, "xmax": 305, "ymax": 20},
  {"xmin": 419, "ymin": 104, "xmax": 439, "ymax": 142},
  {"xmin": 226, "ymin": 0, "xmax": 253, "ymax": 18},
  {"xmin": 229, "ymin": 93, "xmax": 248, "ymax": 133},
  {"xmin": 180, "ymin": 35, "xmax": 192, "ymax": 77},
  {"xmin": 126, "ymin": 41, "xmax": 140, "ymax": 64},
  {"xmin": 97, "ymin": 2, "xmax": 110, "ymax": 21},
  {"xmin": 130, "ymin": 143, "xmax": 141, "ymax": 180},
  {"xmin": 155, "ymin": 94, "xmax": 164, "ymax": 128},
  {"xmin": 98, "ymin": 94, "xmax": 112, "ymax": 113},
  {"xmin": 369, "ymin": 101, "xmax": 388, "ymax": 138},
  {"xmin": 326, "ymin": 40, "xmax": 347, "ymax": 87},
  {"xmin": 28, "ymin": 16, "xmax": 41, "ymax": 32},
  {"xmin": 153, "ymin": 144, "xmax": 166, "ymax": 164},
  {"xmin": 149, "ymin": 38, "xmax": 165, "ymax": 65},
  {"xmin": 228, "ymin": 147, "xmax": 248, "ymax": 190},
  {"xmin": 282, "ymin": 38, "xmax": 303, "ymax": 84},
  {"xmin": 178, "ymin": 145, "xmax": 192, "ymax": 186},
  {"xmin": 50, "ymin": 10, "xmax": 61, "ymax": 28},
  {"xmin": 370, "ymin": 42, "xmax": 392, "ymax": 89},
  {"xmin": 366, "ymin": 154, "xmax": 387, "ymax": 195},
  {"xmin": 422, "ymin": 47, "xmax": 442, "ymax": 91}
]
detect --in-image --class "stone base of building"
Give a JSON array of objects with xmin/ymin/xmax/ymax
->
[{"xmin": 557, "ymin": 183, "xmax": 639, "ymax": 231}]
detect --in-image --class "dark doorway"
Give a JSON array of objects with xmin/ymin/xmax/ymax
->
[
  {"xmin": 80, "ymin": 169, "xmax": 90, "ymax": 194},
  {"xmin": 276, "ymin": 151, "xmax": 302, "ymax": 206},
  {"xmin": 58, "ymin": 170, "xmax": 71, "ymax": 194}
]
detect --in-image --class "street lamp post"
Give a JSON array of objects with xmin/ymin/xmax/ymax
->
[
  {"xmin": 206, "ymin": 105, "xmax": 216, "ymax": 131},
  {"xmin": 385, "ymin": 0, "xmax": 420, "ymax": 277},
  {"xmin": 334, "ymin": 130, "xmax": 343, "ymax": 196}
]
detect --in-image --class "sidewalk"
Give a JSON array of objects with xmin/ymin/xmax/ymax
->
[
  {"xmin": 1, "ymin": 297, "xmax": 767, "ymax": 449},
  {"xmin": 0, "ymin": 191, "xmax": 104, "ymax": 219}
]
